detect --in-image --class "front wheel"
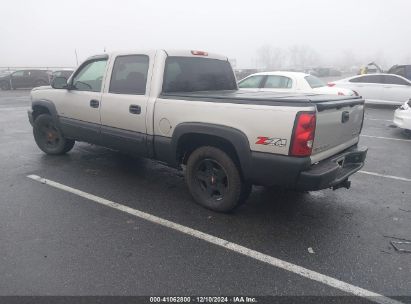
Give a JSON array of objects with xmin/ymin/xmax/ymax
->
[
  {"xmin": 0, "ymin": 81, "xmax": 10, "ymax": 90},
  {"xmin": 33, "ymin": 114, "xmax": 75, "ymax": 155},
  {"xmin": 185, "ymin": 146, "xmax": 248, "ymax": 212}
]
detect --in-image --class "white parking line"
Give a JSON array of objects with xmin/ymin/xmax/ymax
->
[
  {"xmin": 359, "ymin": 171, "xmax": 411, "ymax": 182},
  {"xmin": 27, "ymin": 174, "xmax": 403, "ymax": 304},
  {"xmin": 365, "ymin": 118, "xmax": 393, "ymax": 122},
  {"xmin": 361, "ymin": 135, "xmax": 411, "ymax": 142}
]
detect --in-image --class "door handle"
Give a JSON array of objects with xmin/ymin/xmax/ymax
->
[
  {"xmin": 90, "ymin": 99, "xmax": 99, "ymax": 108},
  {"xmin": 129, "ymin": 104, "xmax": 141, "ymax": 114},
  {"xmin": 341, "ymin": 111, "xmax": 350, "ymax": 123}
]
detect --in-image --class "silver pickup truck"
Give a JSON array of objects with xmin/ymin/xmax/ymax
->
[{"xmin": 28, "ymin": 49, "xmax": 367, "ymax": 212}]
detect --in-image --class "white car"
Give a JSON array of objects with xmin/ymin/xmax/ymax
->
[
  {"xmin": 238, "ymin": 71, "xmax": 355, "ymax": 96},
  {"xmin": 330, "ymin": 73, "xmax": 411, "ymax": 106},
  {"xmin": 393, "ymin": 99, "xmax": 411, "ymax": 132}
]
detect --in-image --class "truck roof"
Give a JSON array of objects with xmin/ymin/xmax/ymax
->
[{"xmin": 88, "ymin": 50, "xmax": 228, "ymax": 61}]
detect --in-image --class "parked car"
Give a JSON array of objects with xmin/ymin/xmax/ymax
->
[
  {"xmin": 387, "ymin": 65, "xmax": 411, "ymax": 81},
  {"xmin": 393, "ymin": 99, "xmax": 411, "ymax": 133},
  {"xmin": 329, "ymin": 74, "xmax": 411, "ymax": 106},
  {"xmin": 0, "ymin": 70, "xmax": 14, "ymax": 77},
  {"xmin": 50, "ymin": 70, "xmax": 74, "ymax": 82},
  {"xmin": 28, "ymin": 49, "xmax": 367, "ymax": 212},
  {"xmin": 238, "ymin": 71, "xmax": 355, "ymax": 96},
  {"xmin": 0, "ymin": 69, "xmax": 50, "ymax": 90}
]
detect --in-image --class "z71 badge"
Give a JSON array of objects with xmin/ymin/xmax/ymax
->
[{"xmin": 255, "ymin": 136, "xmax": 287, "ymax": 147}]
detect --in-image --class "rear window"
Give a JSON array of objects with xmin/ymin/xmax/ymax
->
[
  {"xmin": 264, "ymin": 75, "xmax": 292, "ymax": 89},
  {"xmin": 383, "ymin": 75, "xmax": 409, "ymax": 86},
  {"xmin": 349, "ymin": 75, "xmax": 383, "ymax": 83},
  {"xmin": 162, "ymin": 57, "xmax": 237, "ymax": 93},
  {"xmin": 305, "ymin": 75, "xmax": 325, "ymax": 88}
]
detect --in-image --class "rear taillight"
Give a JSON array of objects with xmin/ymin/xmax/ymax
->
[
  {"xmin": 328, "ymin": 82, "xmax": 336, "ymax": 87},
  {"xmin": 290, "ymin": 112, "xmax": 316, "ymax": 157},
  {"xmin": 359, "ymin": 108, "xmax": 365, "ymax": 133}
]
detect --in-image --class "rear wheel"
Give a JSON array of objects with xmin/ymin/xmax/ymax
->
[
  {"xmin": 186, "ymin": 146, "xmax": 248, "ymax": 212},
  {"xmin": 33, "ymin": 114, "xmax": 75, "ymax": 155}
]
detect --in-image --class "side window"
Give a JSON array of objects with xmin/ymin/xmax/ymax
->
[
  {"xmin": 349, "ymin": 75, "xmax": 382, "ymax": 84},
  {"xmin": 12, "ymin": 71, "xmax": 24, "ymax": 77},
  {"xmin": 30, "ymin": 70, "xmax": 40, "ymax": 77},
  {"xmin": 264, "ymin": 75, "xmax": 292, "ymax": 89},
  {"xmin": 72, "ymin": 60, "xmax": 107, "ymax": 92},
  {"xmin": 238, "ymin": 75, "xmax": 264, "ymax": 88},
  {"xmin": 109, "ymin": 55, "xmax": 149, "ymax": 95},
  {"xmin": 383, "ymin": 75, "xmax": 409, "ymax": 86}
]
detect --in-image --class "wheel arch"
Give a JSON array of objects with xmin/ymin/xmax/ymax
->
[
  {"xmin": 171, "ymin": 123, "xmax": 253, "ymax": 178},
  {"xmin": 32, "ymin": 99, "xmax": 60, "ymax": 125}
]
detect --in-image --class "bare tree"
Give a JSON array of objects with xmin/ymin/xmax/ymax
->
[
  {"xmin": 288, "ymin": 45, "xmax": 319, "ymax": 69},
  {"xmin": 256, "ymin": 45, "xmax": 285, "ymax": 70}
]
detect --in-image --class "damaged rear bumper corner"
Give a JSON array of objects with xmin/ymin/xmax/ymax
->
[{"xmin": 296, "ymin": 146, "xmax": 368, "ymax": 191}]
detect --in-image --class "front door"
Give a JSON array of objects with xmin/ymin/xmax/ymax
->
[
  {"xmin": 11, "ymin": 70, "xmax": 29, "ymax": 89},
  {"xmin": 57, "ymin": 58, "xmax": 108, "ymax": 144},
  {"xmin": 380, "ymin": 75, "xmax": 411, "ymax": 105}
]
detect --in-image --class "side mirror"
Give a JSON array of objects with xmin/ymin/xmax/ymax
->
[{"xmin": 51, "ymin": 76, "xmax": 68, "ymax": 89}]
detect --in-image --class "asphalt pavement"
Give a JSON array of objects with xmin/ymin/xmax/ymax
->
[{"xmin": 0, "ymin": 90, "xmax": 410, "ymax": 303}]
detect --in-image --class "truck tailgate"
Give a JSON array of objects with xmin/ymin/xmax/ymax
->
[{"xmin": 310, "ymin": 97, "xmax": 365, "ymax": 163}]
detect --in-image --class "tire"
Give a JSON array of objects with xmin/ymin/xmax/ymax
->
[
  {"xmin": 33, "ymin": 114, "xmax": 75, "ymax": 155},
  {"xmin": 0, "ymin": 81, "xmax": 10, "ymax": 90},
  {"xmin": 185, "ymin": 146, "xmax": 247, "ymax": 212}
]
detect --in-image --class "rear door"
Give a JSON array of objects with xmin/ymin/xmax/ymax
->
[
  {"xmin": 11, "ymin": 70, "xmax": 29, "ymax": 88},
  {"xmin": 100, "ymin": 52, "xmax": 155, "ymax": 156},
  {"xmin": 346, "ymin": 75, "xmax": 384, "ymax": 103},
  {"xmin": 380, "ymin": 75, "xmax": 411, "ymax": 105},
  {"xmin": 260, "ymin": 75, "xmax": 294, "ymax": 93}
]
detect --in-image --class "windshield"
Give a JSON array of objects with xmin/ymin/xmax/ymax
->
[
  {"xmin": 305, "ymin": 75, "xmax": 326, "ymax": 88},
  {"xmin": 162, "ymin": 57, "xmax": 237, "ymax": 93}
]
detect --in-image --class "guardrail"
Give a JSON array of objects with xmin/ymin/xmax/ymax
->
[{"xmin": 0, "ymin": 67, "xmax": 74, "ymax": 72}]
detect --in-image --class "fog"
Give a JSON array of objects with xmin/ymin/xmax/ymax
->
[{"xmin": 1, "ymin": 0, "xmax": 410, "ymax": 69}]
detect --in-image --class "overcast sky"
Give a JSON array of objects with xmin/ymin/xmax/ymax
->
[{"xmin": 1, "ymin": 0, "xmax": 410, "ymax": 69}]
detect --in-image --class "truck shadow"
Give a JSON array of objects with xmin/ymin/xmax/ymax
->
[{"xmin": 37, "ymin": 143, "xmax": 363, "ymax": 257}]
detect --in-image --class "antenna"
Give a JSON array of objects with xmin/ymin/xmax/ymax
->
[{"xmin": 74, "ymin": 49, "xmax": 79, "ymax": 66}]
